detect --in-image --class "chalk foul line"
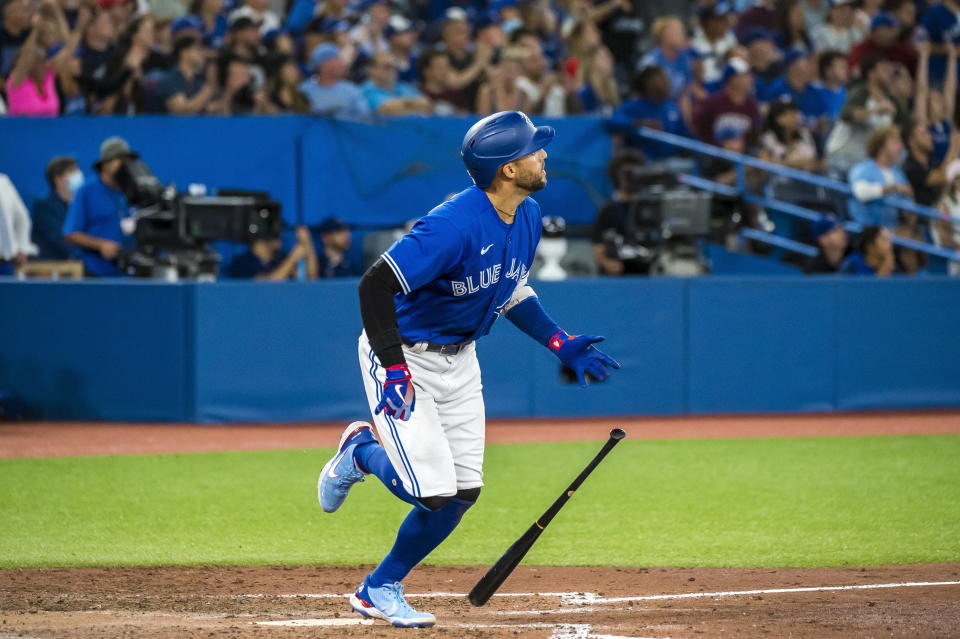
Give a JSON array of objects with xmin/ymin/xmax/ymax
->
[
  {"xmin": 559, "ymin": 580, "xmax": 960, "ymax": 605},
  {"xmin": 240, "ymin": 580, "xmax": 960, "ymax": 605}
]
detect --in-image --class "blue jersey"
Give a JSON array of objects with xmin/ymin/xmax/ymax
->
[
  {"xmin": 919, "ymin": 4, "xmax": 960, "ymax": 85},
  {"xmin": 382, "ymin": 186, "xmax": 542, "ymax": 345}
]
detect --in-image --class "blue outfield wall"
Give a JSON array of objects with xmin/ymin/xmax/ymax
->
[{"xmin": 1, "ymin": 277, "xmax": 958, "ymax": 422}]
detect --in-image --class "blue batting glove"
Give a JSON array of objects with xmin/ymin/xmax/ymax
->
[
  {"xmin": 548, "ymin": 332, "xmax": 621, "ymax": 388},
  {"xmin": 375, "ymin": 363, "xmax": 416, "ymax": 421}
]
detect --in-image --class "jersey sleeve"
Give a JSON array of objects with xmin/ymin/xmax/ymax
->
[{"xmin": 381, "ymin": 215, "xmax": 464, "ymax": 294}]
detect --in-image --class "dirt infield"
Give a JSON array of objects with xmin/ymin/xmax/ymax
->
[
  {"xmin": 1, "ymin": 564, "xmax": 959, "ymax": 638},
  {"xmin": 2, "ymin": 410, "xmax": 959, "ymax": 458}
]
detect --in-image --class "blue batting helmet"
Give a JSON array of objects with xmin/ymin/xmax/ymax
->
[{"xmin": 460, "ymin": 111, "xmax": 556, "ymax": 188}]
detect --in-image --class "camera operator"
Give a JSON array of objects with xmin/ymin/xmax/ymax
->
[
  {"xmin": 62, "ymin": 137, "xmax": 137, "ymax": 277},
  {"xmin": 591, "ymin": 149, "xmax": 655, "ymax": 276}
]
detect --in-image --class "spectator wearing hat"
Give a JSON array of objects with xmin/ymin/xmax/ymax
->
[
  {"xmin": 186, "ymin": 0, "xmax": 228, "ymax": 49},
  {"xmin": 692, "ymin": 2, "xmax": 738, "ymax": 85},
  {"xmin": 606, "ymin": 65, "xmax": 690, "ymax": 161},
  {"xmin": 638, "ymin": 16, "xmax": 698, "ymax": 100},
  {"xmin": 693, "ymin": 57, "xmax": 762, "ymax": 146},
  {"xmin": 384, "ymin": 14, "xmax": 419, "ymax": 84},
  {"xmin": 221, "ymin": 15, "xmax": 267, "ymax": 72},
  {"xmin": 848, "ymin": 125, "xmax": 912, "ymax": 227},
  {"xmin": 804, "ymin": 215, "xmax": 849, "ymax": 273},
  {"xmin": 848, "ymin": 12, "xmax": 916, "ymax": 76},
  {"xmin": 360, "ymin": 51, "xmax": 430, "ymax": 115},
  {"xmin": 826, "ymin": 55, "xmax": 906, "ymax": 174},
  {"xmin": 62, "ymin": 137, "xmax": 137, "ymax": 277},
  {"xmin": 226, "ymin": 224, "xmax": 318, "ymax": 280},
  {"xmin": 840, "ymin": 225, "xmax": 895, "ymax": 275},
  {"xmin": 761, "ymin": 49, "xmax": 818, "ymax": 113},
  {"xmin": 32, "ymin": 156, "xmax": 82, "ymax": 261},
  {"xmin": 314, "ymin": 217, "xmax": 356, "ymax": 278},
  {"xmin": 811, "ymin": 0, "xmax": 862, "ymax": 53},
  {"xmin": 299, "ymin": 43, "xmax": 369, "ymax": 118},
  {"xmin": 759, "ymin": 97, "xmax": 821, "ymax": 172},
  {"xmin": 229, "ymin": 0, "xmax": 279, "ymax": 33},
  {"xmin": 155, "ymin": 34, "xmax": 216, "ymax": 113}
]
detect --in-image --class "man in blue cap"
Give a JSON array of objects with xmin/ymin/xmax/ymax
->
[
  {"xmin": 805, "ymin": 215, "xmax": 849, "ymax": 273},
  {"xmin": 299, "ymin": 43, "xmax": 370, "ymax": 118},
  {"xmin": 316, "ymin": 111, "xmax": 619, "ymax": 627},
  {"xmin": 849, "ymin": 12, "xmax": 917, "ymax": 74}
]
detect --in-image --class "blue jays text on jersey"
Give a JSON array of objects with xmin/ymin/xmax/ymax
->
[{"xmin": 380, "ymin": 185, "xmax": 542, "ymax": 345}]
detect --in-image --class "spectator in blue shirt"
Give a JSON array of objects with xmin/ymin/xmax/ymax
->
[
  {"xmin": 743, "ymin": 26, "xmax": 782, "ymax": 99},
  {"xmin": 761, "ymin": 49, "xmax": 819, "ymax": 121},
  {"xmin": 847, "ymin": 125, "xmax": 913, "ymax": 227},
  {"xmin": 840, "ymin": 224, "xmax": 895, "ymax": 275},
  {"xmin": 606, "ymin": 65, "xmax": 691, "ymax": 161},
  {"xmin": 360, "ymin": 51, "xmax": 431, "ymax": 115},
  {"xmin": 31, "ymin": 156, "xmax": 83, "ymax": 261},
  {"xmin": 62, "ymin": 137, "xmax": 136, "ymax": 277},
  {"xmin": 299, "ymin": 43, "xmax": 371, "ymax": 119},
  {"xmin": 638, "ymin": 16, "xmax": 698, "ymax": 100},
  {"xmin": 808, "ymin": 50, "xmax": 848, "ymax": 125}
]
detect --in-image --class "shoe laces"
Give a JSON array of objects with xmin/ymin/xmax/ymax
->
[{"xmin": 382, "ymin": 582, "xmax": 417, "ymax": 615}]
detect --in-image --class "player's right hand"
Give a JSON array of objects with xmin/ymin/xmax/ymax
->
[{"xmin": 375, "ymin": 364, "xmax": 416, "ymax": 421}]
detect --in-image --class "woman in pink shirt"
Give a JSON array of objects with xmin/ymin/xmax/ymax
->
[{"xmin": 6, "ymin": 4, "xmax": 83, "ymax": 117}]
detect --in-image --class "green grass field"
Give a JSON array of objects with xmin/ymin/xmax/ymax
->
[{"xmin": 1, "ymin": 435, "xmax": 958, "ymax": 570}]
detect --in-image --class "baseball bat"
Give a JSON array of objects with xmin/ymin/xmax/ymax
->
[{"xmin": 468, "ymin": 428, "xmax": 626, "ymax": 607}]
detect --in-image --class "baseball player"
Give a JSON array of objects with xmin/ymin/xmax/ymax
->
[{"xmin": 317, "ymin": 111, "xmax": 620, "ymax": 628}]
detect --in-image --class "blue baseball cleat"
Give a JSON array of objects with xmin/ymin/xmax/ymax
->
[
  {"xmin": 349, "ymin": 579, "xmax": 436, "ymax": 628},
  {"xmin": 317, "ymin": 421, "xmax": 376, "ymax": 513}
]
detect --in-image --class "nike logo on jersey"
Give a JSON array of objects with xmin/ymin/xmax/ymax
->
[{"xmin": 481, "ymin": 243, "xmax": 494, "ymax": 255}]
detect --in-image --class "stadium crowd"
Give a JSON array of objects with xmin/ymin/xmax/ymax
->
[{"xmin": 1, "ymin": 0, "xmax": 959, "ymax": 277}]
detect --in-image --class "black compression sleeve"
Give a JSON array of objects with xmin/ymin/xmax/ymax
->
[{"xmin": 358, "ymin": 258, "xmax": 407, "ymax": 367}]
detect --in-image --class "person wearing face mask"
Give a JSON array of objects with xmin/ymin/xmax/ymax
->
[{"xmin": 32, "ymin": 156, "xmax": 83, "ymax": 261}]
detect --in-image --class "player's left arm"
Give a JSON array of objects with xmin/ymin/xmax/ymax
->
[{"xmin": 504, "ymin": 285, "xmax": 621, "ymax": 387}]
